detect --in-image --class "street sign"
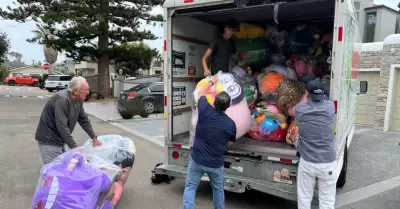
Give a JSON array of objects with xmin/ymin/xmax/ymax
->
[{"xmin": 43, "ymin": 63, "xmax": 50, "ymax": 70}]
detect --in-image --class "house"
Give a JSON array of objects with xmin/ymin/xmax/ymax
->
[
  {"xmin": 8, "ymin": 65, "xmax": 49, "ymax": 77},
  {"xmin": 149, "ymin": 57, "xmax": 163, "ymax": 75},
  {"xmin": 75, "ymin": 60, "xmax": 116, "ymax": 76},
  {"xmin": 354, "ymin": 1, "xmax": 400, "ymax": 43},
  {"xmin": 74, "ymin": 60, "xmax": 116, "ymax": 93},
  {"xmin": 355, "ymin": 34, "xmax": 400, "ymax": 132}
]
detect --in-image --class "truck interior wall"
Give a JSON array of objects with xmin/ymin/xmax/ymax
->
[{"xmin": 171, "ymin": 16, "xmax": 216, "ymax": 140}]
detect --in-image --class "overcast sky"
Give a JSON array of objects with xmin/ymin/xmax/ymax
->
[{"xmin": 0, "ymin": 0, "xmax": 397, "ymax": 63}]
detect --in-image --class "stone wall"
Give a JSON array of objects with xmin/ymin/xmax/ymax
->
[
  {"xmin": 374, "ymin": 43, "xmax": 400, "ymax": 130},
  {"xmin": 360, "ymin": 51, "xmax": 382, "ymax": 69}
]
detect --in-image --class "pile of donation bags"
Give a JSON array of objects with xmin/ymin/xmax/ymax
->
[
  {"xmin": 191, "ymin": 22, "xmax": 332, "ymax": 146},
  {"xmin": 30, "ymin": 135, "xmax": 136, "ymax": 209}
]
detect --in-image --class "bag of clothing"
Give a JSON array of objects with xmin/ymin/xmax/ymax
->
[
  {"xmin": 30, "ymin": 149, "xmax": 119, "ymax": 209},
  {"xmin": 234, "ymin": 23, "xmax": 265, "ymax": 39},
  {"xmin": 286, "ymin": 119, "xmax": 299, "ymax": 147},
  {"xmin": 191, "ymin": 67, "xmax": 251, "ymax": 142}
]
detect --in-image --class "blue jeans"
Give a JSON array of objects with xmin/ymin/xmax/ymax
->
[{"xmin": 183, "ymin": 158, "xmax": 225, "ymax": 209}]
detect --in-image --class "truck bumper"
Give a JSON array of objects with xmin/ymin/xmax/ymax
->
[{"xmin": 156, "ymin": 164, "xmax": 319, "ymax": 203}]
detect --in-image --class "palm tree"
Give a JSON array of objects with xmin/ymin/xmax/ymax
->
[{"xmin": 31, "ymin": 24, "xmax": 58, "ymax": 74}]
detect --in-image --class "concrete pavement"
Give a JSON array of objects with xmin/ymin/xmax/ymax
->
[{"xmin": 0, "ymin": 95, "xmax": 299, "ymax": 209}]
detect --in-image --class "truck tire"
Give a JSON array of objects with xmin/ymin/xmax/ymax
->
[
  {"xmin": 8, "ymin": 81, "xmax": 15, "ymax": 86},
  {"xmin": 336, "ymin": 143, "xmax": 348, "ymax": 188},
  {"xmin": 47, "ymin": 89, "xmax": 54, "ymax": 92}
]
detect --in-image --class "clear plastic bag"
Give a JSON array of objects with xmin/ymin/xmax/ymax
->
[
  {"xmin": 30, "ymin": 147, "xmax": 120, "ymax": 209},
  {"xmin": 83, "ymin": 135, "xmax": 136, "ymax": 165}
]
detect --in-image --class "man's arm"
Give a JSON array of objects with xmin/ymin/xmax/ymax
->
[
  {"xmin": 54, "ymin": 99, "xmax": 77, "ymax": 149},
  {"xmin": 78, "ymin": 103, "xmax": 97, "ymax": 140},
  {"xmin": 227, "ymin": 121, "xmax": 237, "ymax": 146},
  {"xmin": 202, "ymin": 37, "xmax": 217, "ymax": 76}
]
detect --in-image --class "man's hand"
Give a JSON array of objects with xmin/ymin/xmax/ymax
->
[
  {"xmin": 211, "ymin": 75, "xmax": 218, "ymax": 84},
  {"xmin": 204, "ymin": 68, "xmax": 211, "ymax": 77},
  {"xmin": 92, "ymin": 138, "xmax": 103, "ymax": 147}
]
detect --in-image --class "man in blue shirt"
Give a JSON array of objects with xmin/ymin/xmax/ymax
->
[
  {"xmin": 295, "ymin": 80, "xmax": 336, "ymax": 209},
  {"xmin": 183, "ymin": 76, "xmax": 236, "ymax": 209}
]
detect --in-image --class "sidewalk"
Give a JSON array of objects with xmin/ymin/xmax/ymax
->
[{"xmin": 338, "ymin": 186, "xmax": 400, "ymax": 209}]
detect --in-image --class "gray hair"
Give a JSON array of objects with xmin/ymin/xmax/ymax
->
[{"xmin": 68, "ymin": 76, "xmax": 87, "ymax": 92}]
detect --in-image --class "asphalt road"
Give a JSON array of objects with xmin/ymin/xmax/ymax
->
[
  {"xmin": 0, "ymin": 94, "xmax": 298, "ymax": 209},
  {"xmin": 3, "ymin": 86, "xmax": 400, "ymax": 209}
]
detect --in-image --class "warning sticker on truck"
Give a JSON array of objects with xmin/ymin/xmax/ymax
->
[{"xmin": 273, "ymin": 169, "xmax": 293, "ymax": 185}]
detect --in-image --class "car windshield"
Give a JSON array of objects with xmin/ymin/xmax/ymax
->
[{"xmin": 127, "ymin": 84, "xmax": 151, "ymax": 92}]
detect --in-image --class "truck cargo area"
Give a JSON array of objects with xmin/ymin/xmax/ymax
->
[{"xmin": 170, "ymin": 0, "xmax": 336, "ymax": 158}]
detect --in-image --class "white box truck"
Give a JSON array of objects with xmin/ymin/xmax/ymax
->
[{"xmin": 154, "ymin": 0, "xmax": 367, "ymax": 202}]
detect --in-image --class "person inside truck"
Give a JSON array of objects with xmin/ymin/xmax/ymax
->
[
  {"xmin": 183, "ymin": 76, "xmax": 236, "ymax": 209},
  {"xmin": 202, "ymin": 18, "xmax": 239, "ymax": 76},
  {"xmin": 295, "ymin": 80, "xmax": 336, "ymax": 209}
]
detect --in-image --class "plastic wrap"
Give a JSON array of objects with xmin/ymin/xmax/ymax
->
[
  {"xmin": 31, "ymin": 135, "xmax": 136, "ymax": 209},
  {"xmin": 83, "ymin": 135, "xmax": 136, "ymax": 165},
  {"xmin": 30, "ymin": 147, "xmax": 120, "ymax": 209}
]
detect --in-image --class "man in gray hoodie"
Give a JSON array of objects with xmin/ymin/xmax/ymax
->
[
  {"xmin": 296, "ymin": 80, "xmax": 336, "ymax": 209},
  {"xmin": 35, "ymin": 76, "xmax": 102, "ymax": 164}
]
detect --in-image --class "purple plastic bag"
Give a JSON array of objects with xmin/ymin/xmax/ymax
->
[{"xmin": 31, "ymin": 151, "xmax": 115, "ymax": 209}]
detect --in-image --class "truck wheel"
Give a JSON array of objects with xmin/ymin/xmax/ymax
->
[
  {"xmin": 336, "ymin": 143, "xmax": 348, "ymax": 188},
  {"xmin": 47, "ymin": 89, "xmax": 54, "ymax": 92},
  {"xmin": 8, "ymin": 81, "xmax": 15, "ymax": 86}
]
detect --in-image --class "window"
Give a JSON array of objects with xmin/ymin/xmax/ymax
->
[
  {"xmin": 47, "ymin": 76, "xmax": 60, "ymax": 81},
  {"xmin": 127, "ymin": 84, "xmax": 150, "ymax": 92},
  {"xmin": 353, "ymin": 2, "xmax": 360, "ymax": 10},
  {"xmin": 59, "ymin": 76, "xmax": 72, "ymax": 81},
  {"xmin": 356, "ymin": 12, "xmax": 360, "ymax": 21},
  {"xmin": 22, "ymin": 75, "xmax": 30, "ymax": 78},
  {"xmin": 364, "ymin": 11, "xmax": 377, "ymax": 43},
  {"xmin": 149, "ymin": 84, "xmax": 164, "ymax": 92},
  {"xmin": 396, "ymin": 17, "xmax": 400, "ymax": 34}
]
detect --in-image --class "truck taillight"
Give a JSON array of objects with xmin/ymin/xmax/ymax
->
[
  {"xmin": 333, "ymin": 100, "xmax": 338, "ymax": 113},
  {"xmin": 172, "ymin": 151, "xmax": 180, "ymax": 159},
  {"xmin": 164, "ymin": 96, "xmax": 167, "ymax": 106}
]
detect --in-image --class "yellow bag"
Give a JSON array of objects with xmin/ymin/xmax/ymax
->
[{"xmin": 234, "ymin": 23, "xmax": 264, "ymax": 39}]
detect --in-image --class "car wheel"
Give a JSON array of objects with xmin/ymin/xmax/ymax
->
[
  {"xmin": 119, "ymin": 110, "xmax": 135, "ymax": 119},
  {"xmin": 8, "ymin": 81, "xmax": 15, "ymax": 86},
  {"xmin": 336, "ymin": 142, "xmax": 348, "ymax": 188},
  {"xmin": 32, "ymin": 82, "xmax": 38, "ymax": 87},
  {"xmin": 141, "ymin": 100, "xmax": 155, "ymax": 117},
  {"xmin": 47, "ymin": 89, "xmax": 54, "ymax": 92}
]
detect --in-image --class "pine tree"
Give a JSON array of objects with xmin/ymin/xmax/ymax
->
[
  {"xmin": 0, "ymin": 0, "xmax": 163, "ymax": 96},
  {"xmin": 0, "ymin": 31, "xmax": 10, "ymax": 64}
]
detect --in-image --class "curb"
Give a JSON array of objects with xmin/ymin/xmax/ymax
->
[{"xmin": 86, "ymin": 112, "xmax": 164, "ymax": 147}]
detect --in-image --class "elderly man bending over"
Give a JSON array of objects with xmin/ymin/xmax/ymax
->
[{"xmin": 35, "ymin": 76, "xmax": 102, "ymax": 164}]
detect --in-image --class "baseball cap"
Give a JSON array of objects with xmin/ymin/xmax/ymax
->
[{"xmin": 306, "ymin": 80, "xmax": 325, "ymax": 101}]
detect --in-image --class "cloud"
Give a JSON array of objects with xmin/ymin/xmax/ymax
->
[{"xmin": 0, "ymin": 2, "xmax": 164, "ymax": 63}]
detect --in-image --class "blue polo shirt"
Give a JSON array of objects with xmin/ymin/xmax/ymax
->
[{"xmin": 191, "ymin": 96, "xmax": 237, "ymax": 168}]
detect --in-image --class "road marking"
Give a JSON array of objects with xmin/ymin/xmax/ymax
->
[
  {"xmin": 20, "ymin": 95, "xmax": 28, "ymax": 98},
  {"xmin": 28, "ymin": 88, "xmax": 32, "ymax": 90},
  {"xmin": 5, "ymin": 88, "xmax": 9, "ymax": 90},
  {"xmin": 336, "ymin": 175, "xmax": 400, "ymax": 207},
  {"xmin": 4, "ymin": 95, "xmax": 11, "ymax": 97},
  {"xmin": 37, "ymin": 96, "xmax": 45, "ymax": 99},
  {"xmin": 16, "ymin": 88, "xmax": 19, "ymax": 90}
]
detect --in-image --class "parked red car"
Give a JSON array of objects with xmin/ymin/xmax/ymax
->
[{"xmin": 4, "ymin": 75, "xmax": 39, "ymax": 86}]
